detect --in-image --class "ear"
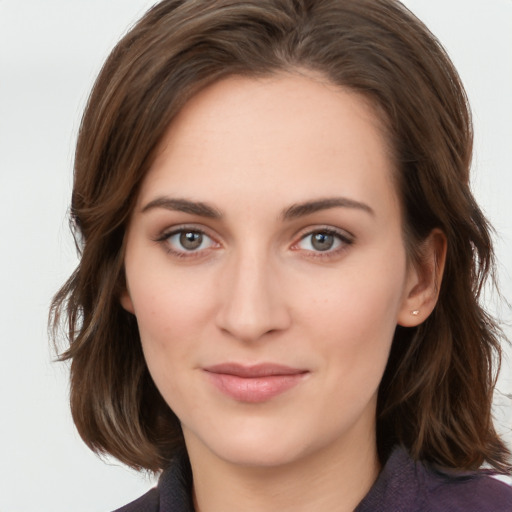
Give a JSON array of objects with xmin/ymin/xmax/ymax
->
[
  {"xmin": 120, "ymin": 288, "xmax": 135, "ymax": 314},
  {"xmin": 397, "ymin": 229, "xmax": 447, "ymax": 327}
]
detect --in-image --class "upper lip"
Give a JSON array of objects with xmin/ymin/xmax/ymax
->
[{"xmin": 203, "ymin": 363, "xmax": 308, "ymax": 378}]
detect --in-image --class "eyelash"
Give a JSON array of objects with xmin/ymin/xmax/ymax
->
[
  {"xmin": 155, "ymin": 226, "xmax": 220, "ymax": 259},
  {"xmin": 292, "ymin": 227, "xmax": 354, "ymax": 259},
  {"xmin": 155, "ymin": 226, "xmax": 354, "ymax": 260}
]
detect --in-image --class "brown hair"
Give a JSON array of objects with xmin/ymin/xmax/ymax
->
[{"xmin": 51, "ymin": 0, "xmax": 511, "ymax": 473}]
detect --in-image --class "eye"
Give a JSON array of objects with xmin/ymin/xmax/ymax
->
[
  {"xmin": 295, "ymin": 229, "xmax": 352, "ymax": 253},
  {"xmin": 160, "ymin": 228, "xmax": 217, "ymax": 255}
]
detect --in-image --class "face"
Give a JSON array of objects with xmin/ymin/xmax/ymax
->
[{"xmin": 122, "ymin": 73, "xmax": 422, "ymax": 469}]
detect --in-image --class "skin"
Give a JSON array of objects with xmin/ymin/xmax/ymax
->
[{"xmin": 121, "ymin": 73, "xmax": 445, "ymax": 512}]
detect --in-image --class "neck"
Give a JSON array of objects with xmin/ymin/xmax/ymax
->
[{"xmin": 186, "ymin": 428, "xmax": 380, "ymax": 512}]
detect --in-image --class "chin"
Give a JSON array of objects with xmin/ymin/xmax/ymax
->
[
  {"xmin": 182, "ymin": 406, "xmax": 367, "ymax": 471},
  {"xmin": 183, "ymin": 415, "xmax": 318, "ymax": 469},
  {"xmin": 214, "ymin": 437, "xmax": 314, "ymax": 469}
]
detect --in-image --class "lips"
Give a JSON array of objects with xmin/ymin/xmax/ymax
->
[{"xmin": 203, "ymin": 363, "xmax": 308, "ymax": 403}]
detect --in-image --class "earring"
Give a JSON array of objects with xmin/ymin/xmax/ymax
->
[{"xmin": 411, "ymin": 310, "xmax": 420, "ymax": 316}]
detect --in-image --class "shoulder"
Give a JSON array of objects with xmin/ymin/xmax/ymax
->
[
  {"xmin": 422, "ymin": 467, "xmax": 512, "ymax": 512},
  {"xmin": 357, "ymin": 447, "xmax": 512, "ymax": 512},
  {"xmin": 112, "ymin": 487, "xmax": 159, "ymax": 512}
]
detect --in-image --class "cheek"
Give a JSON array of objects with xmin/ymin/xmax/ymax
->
[
  {"xmin": 294, "ymin": 246, "xmax": 408, "ymax": 380},
  {"xmin": 133, "ymin": 280, "xmax": 211, "ymax": 353},
  {"xmin": 123, "ymin": 246, "xmax": 206, "ymax": 359},
  {"xmin": 131, "ymin": 278, "xmax": 209, "ymax": 408},
  {"xmin": 299, "ymin": 250, "xmax": 406, "ymax": 335},
  {"xmin": 126, "ymin": 237, "xmax": 216, "ymax": 327}
]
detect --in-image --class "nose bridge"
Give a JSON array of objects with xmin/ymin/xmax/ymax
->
[{"xmin": 216, "ymin": 244, "xmax": 289, "ymax": 342}]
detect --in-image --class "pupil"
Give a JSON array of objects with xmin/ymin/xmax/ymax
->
[
  {"xmin": 180, "ymin": 231, "xmax": 202, "ymax": 250},
  {"xmin": 312, "ymin": 232, "xmax": 334, "ymax": 251}
]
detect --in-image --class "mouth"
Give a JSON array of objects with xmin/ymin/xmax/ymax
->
[{"xmin": 203, "ymin": 363, "xmax": 309, "ymax": 403}]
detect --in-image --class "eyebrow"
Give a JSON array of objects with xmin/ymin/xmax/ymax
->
[
  {"xmin": 141, "ymin": 197, "xmax": 222, "ymax": 218},
  {"xmin": 141, "ymin": 196, "xmax": 374, "ymax": 220},
  {"xmin": 281, "ymin": 197, "xmax": 374, "ymax": 220}
]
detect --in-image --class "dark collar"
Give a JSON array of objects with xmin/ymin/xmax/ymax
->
[
  {"xmin": 158, "ymin": 448, "xmax": 195, "ymax": 511},
  {"xmin": 155, "ymin": 446, "xmax": 512, "ymax": 512}
]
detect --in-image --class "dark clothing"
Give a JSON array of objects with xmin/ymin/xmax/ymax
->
[
  {"xmin": 354, "ymin": 448, "xmax": 512, "ymax": 512},
  {"xmin": 114, "ymin": 447, "xmax": 512, "ymax": 511},
  {"xmin": 114, "ymin": 449, "xmax": 194, "ymax": 512}
]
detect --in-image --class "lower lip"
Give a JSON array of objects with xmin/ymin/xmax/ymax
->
[{"xmin": 205, "ymin": 372, "xmax": 307, "ymax": 403}]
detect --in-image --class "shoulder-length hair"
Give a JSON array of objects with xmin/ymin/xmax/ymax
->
[{"xmin": 51, "ymin": 0, "xmax": 511, "ymax": 473}]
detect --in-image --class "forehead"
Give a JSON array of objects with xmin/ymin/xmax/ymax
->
[{"xmin": 139, "ymin": 73, "xmax": 398, "ymax": 220}]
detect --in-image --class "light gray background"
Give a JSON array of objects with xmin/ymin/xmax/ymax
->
[{"xmin": 0, "ymin": 1, "xmax": 510, "ymax": 511}]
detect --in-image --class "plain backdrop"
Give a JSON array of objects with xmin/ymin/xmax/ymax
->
[{"xmin": 0, "ymin": 1, "xmax": 511, "ymax": 511}]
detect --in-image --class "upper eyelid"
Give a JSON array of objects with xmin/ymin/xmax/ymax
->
[
  {"xmin": 289, "ymin": 227, "xmax": 355, "ymax": 257},
  {"xmin": 294, "ymin": 225, "xmax": 354, "ymax": 242},
  {"xmin": 157, "ymin": 224, "xmax": 218, "ymax": 241},
  {"xmin": 154, "ymin": 223, "xmax": 354, "ymax": 250}
]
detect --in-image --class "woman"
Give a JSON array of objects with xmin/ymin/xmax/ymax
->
[{"xmin": 51, "ymin": 0, "xmax": 512, "ymax": 510}]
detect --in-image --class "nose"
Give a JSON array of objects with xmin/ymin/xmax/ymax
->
[{"xmin": 215, "ymin": 249, "xmax": 291, "ymax": 343}]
